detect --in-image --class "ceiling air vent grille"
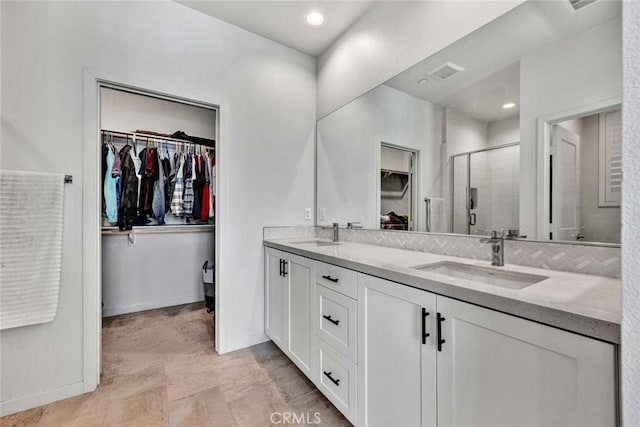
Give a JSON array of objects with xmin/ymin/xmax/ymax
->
[
  {"xmin": 569, "ymin": 0, "xmax": 597, "ymax": 11},
  {"xmin": 427, "ymin": 62, "xmax": 465, "ymax": 81}
]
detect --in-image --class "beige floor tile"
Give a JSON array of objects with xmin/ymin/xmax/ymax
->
[
  {"xmin": 288, "ymin": 389, "xmax": 352, "ymax": 427},
  {"xmin": 227, "ymin": 383, "xmax": 290, "ymax": 427},
  {"xmin": 3, "ymin": 304, "xmax": 350, "ymax": 427},
  {"xmin": 168, "ymin": 387, "xmax": 234, "ymax": 427},
  {"xmin": 105, "ymin": 386, "xmax": 168, "ymax": 427},
  {"xmin": 250, "ymin": 341, "xmax": 292, "ymax": 372},
  {"xmin": 1, "ymin": 406, "xmax": 44, "ymax": 427},
  {"xmin": 264, "ymin": 362, "xmax": 316, "ymax": 402}
]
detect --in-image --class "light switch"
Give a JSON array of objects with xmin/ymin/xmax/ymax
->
[
  {"xmin": 319, "ymin": 208, "xmax": 326, "ymax": 220},
  {"xmin": 304, "ymin": 208, "xmax": 312, "ymax": 220}
]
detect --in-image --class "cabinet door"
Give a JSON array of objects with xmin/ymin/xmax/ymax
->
[
  {"xmin": 265, "ymin": 248, "xmax": 286, "ymax": 347},
  {"xmin": 436, "ymin": 296, "xmax": 616, "ymax": 427},
  {"xmin": 357, "ymin": 274, "xmax": 437, "ymax": 427},
  {"xmin": 285, "ymin": 254, "xmax": 315, "ymax": 379}
]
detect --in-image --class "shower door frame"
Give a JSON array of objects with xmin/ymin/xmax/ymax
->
[{"xmin": 450, "ymin": 142, "xmax": 520, "ymax": 235}]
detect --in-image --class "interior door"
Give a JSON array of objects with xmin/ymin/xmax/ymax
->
[
  {"xmin": 357, "ymin": 274, "xmax": 436, "ymax": 427},
  {"xmin": 552, "ymin": 125, "xmax": 581, "ymax": 241},
  {"xmin": 265, "ymin": 248, "xmax": 285, "ymax": 347},
  {"xmin": 436, "ymin": 296, "xmax": 616, "ymax": 427}
]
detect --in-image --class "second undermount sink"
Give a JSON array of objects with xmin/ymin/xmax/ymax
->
[
  {"xmin": 412, "ymin": 261, "xmax": 548, "ymax": 290},
  {"xmin": 291, "ymin": 240, "xmax": 341, "ymax": 247}
]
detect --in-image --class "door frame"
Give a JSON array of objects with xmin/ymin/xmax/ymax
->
[
  {"xmin": 377, "ymin": 142, "xmax": 419, "ymax": 231},
  {"xmin": 82, "ymin": 68, "xmax": 227, "ymax": 393},
  {"xmin": 536, "ymin": 97, "xmax": 621, "ymax": 240}
]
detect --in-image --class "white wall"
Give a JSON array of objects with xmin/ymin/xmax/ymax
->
[
  {"xmin": 519, "ymin": 17, "xmax": 622, "ymax": 239},
  {"xmin": 316, "ymin": 1, "xmax": 524, "ymax": 118},
  {"xmin": 622, "ymin": 2, "xmax": 640, "ymax": 425},
  {"xmin": 487, "ymin": 115, "xmax": 520, "ymax": 146},
  {"xmin": 0, "ymin": 0, "xmax": 315, "ymax": 414},
  {"xmin": 100, "ymin": 87, "xmax": 216, "ymax": 139},
  {"xmin": 102, "ymin": 232, "xmax": 214, "ymax": 316},
  {"xmin": 317, "ymin": 84, "xmax": 442, "ymax": 231}
]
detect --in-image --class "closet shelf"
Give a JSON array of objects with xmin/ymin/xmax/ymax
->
[{"xmin": 102, "ymin": 224, "xmax": 215, "ymax": 235}]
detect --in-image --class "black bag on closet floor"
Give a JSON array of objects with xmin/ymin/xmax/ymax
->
[{"xmin": 202, "ymin": 261, "xmax": 215, "ymax": 313}]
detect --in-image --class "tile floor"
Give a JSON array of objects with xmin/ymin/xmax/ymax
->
[{"xmin": 1, "ymin": 303, "xmax": 350, "ymax": 427}]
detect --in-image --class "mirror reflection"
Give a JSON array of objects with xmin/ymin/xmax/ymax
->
[{"xmin": 316, "ymin": 0, "xmax": 622, "ymax": 245}]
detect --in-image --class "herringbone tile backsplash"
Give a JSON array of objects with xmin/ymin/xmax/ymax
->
[{"xmin": 264, "ymin": 227, "xmax": 621, "ymax": 278}]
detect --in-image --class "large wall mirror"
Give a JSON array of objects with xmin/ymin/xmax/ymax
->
[{"xmin": 317, "ymin": 0, "xmax": 621, "ymax": 245}]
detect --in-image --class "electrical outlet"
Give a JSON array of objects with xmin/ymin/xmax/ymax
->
[
  {"xmin": 304, "ymin": 208, "xmax": 312, "ymax": 220},
  {"xmin": 319, "ymin": 208, "xmax": 326, "ymax": 220}
]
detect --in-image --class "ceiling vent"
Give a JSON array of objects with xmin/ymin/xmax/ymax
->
[
  {"xmin": 427, "ymin": 62, "xmax": 465, "ymax": 81},
  {"xmin": 569, "ymin": 0, "xmax": 597, "ymax": 11}
]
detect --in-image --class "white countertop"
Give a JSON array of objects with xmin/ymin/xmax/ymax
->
[{"xmin": 264, "ymin": 238, "xmax": 621, "ymax": 344}]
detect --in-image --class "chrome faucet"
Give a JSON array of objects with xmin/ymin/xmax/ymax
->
[
  {"xmin": 333, "ymin": 222, "xmax": 339, "ymax": 242},
  {"xmin": 479, "ymin": 230, "xmax": 504, "ymax": 266}
]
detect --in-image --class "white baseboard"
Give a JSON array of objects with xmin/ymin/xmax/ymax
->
[
  {"xmin": 102, "ymin": 294, "xmax": 204, "ymax": 317},
  {"xmin": 0, "ymin": 381, "xmax": 85, "ymax": 417},
  {"xmin": 219, "ymin": 332, "xmax": 269, "ymax": 354}
]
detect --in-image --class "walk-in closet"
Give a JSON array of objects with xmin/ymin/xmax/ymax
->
[{"xmin": 100, "ymin": 87, "xmax": 218, "ymax": 350}]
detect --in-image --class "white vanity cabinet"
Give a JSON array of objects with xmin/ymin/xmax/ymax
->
[
  {"xmin": 264, "ymin": 248, "xmax": 315, "ymax": 380},
  {"xmin": 356, "ymin": 274, "xmax": 617, "ymax": 427},
  {"xmin": 265, "ymin": 247, "xmax": 617, "ymax": 427},
  {"xmin": 357, "ymin": 274, "xmax": 437, "ymax": 427},
  {"xmin": 436, "ymin": 296, "xmax": 617, "ymax": 427}
]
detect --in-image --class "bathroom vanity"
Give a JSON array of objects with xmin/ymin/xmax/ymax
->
[{"xmin": 263, "ymin": 238, "xmax": 619, "ymax": 427}]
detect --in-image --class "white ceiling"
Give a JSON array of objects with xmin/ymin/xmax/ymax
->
[
  {"xmin": 439, "ymin": 62, "xmax": 521, "ymax": 123},
  {"xmin": 176, "ymin": 1, "xmax": 376, "ymax": 56},
  {"xmin": 385, "ymin": 0, "xmax": 621, "ymax": 123}
]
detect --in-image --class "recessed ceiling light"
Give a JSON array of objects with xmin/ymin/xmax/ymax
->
[
  {"xmin": 502, "ymin": 102, "xmax": 516, "ymax": 109},
  {"xmin": 306, "ymin": 11, "xmax": 325, "ymax": 26},
  {"xmin": 417, "ymin": 78, "xmax": 429, "ymax": 85}
]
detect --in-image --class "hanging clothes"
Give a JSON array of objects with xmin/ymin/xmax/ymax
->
[
  {"xmin": 137, "ymin": 147, "xmax": 159, "ymax": 217},
  {"xmin": 209, "ymin": 154, "xmax": 216, "ymax": 219},
  {"xmin": 192, "ymin": 154, "xmax": 205, "ymax": 221},
  {"xmin": 171, "ymin": 153, "xmax": 185, "ymax": 216},
  {"xmin": 162, "ymin": 151, "xmax": 172, "ymax": 214},
  {"xmin": 104, "ymin": 146, "xmax": 120, "ymax": 224},
  {"xmin": 118, "ymin": 144, "xmax": 139, "ymax": 231},
  {"xmin": 152, "ymin": 148, "xmax": 166, "ymax": 224},
  {"xmin": 201, "ymin": 153, "xmax": 210, "ymax": 221},
  {"xmin": 183, "ymin": 153, "xmax": 194, "ymax": 220}
]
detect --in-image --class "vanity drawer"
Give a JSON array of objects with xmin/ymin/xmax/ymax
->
[
  {"xmin": 316, "ymin": 336, "xmax": 357, "ymax": 424},
  {"xmin": 315, "ymin": 261, "xmax": 357, "ymax": 299},
  {"xmin": 316, "ymin": 284, "xmax": 357, "ymax": 362}
]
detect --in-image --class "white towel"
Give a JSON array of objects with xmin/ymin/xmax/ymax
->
[
  {"xmin": 427, "ymin": 197, "xmax": 448, "ymax": 233},
  {"xmin": 0, "ymin": 170, "xmax": 65, "ymax": 330}
]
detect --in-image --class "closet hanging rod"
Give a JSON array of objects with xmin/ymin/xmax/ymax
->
[{"xmin": 101, "ymin": 129, "xmax": 215, "ymax": 148}]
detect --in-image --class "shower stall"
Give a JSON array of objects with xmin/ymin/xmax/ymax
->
[{"xmin": 451, "ymin": 142, "xmax": 520, "ymax": 236}]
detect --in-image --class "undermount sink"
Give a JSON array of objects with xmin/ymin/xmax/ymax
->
[
  {"xmin": 291, "ymin": 240, "xmax": 341, "ymax": 247},
  {"xmin": 412, "ymin": 261, "xmax": 548, "ymax": 290}
]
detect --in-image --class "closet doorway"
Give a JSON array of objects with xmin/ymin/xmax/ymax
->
[
  {"xmin": 379, "ymin": 144, "xmax": 417, "ymax": 231},
  {"xmin": 98, "ymin": 85, "xmax": 219, "ymax": 379}
]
